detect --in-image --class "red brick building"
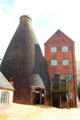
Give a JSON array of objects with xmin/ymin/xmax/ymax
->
[{"xmin": 44, "ymin": 30, "xmax": 77, "ymax": 107}]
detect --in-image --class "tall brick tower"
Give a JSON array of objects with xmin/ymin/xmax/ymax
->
[
  {"xmin": 44, "ymin": 30, "xmax": 77, "ymax": 107},
  {"xmin": 1, "ymin": 15, "xmax": 50, "ymax": 105},
  {"xmin": 1, "ymin": 15, "xmax": 35, "ymax": 104}
]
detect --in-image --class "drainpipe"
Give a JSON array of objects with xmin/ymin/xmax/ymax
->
[
  {"xmin": 50, "ymin": 78, "xmax": 52, "ymax": 106},
  {"xmin": 49, "ymin": 62, "xmax": 52, "ymax": 106},
  {"xmin": 72, "ymin": 42, "xmax": 77, "ymax": 107}
]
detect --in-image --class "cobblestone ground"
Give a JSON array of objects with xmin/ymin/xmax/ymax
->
[{"xmin": 0, "ymin": 103, "xmax": 80, "ymax": 120}]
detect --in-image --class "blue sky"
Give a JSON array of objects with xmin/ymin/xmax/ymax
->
[
  {"xmin": 0, "ymin": 0, "xmax": 14, "ymax": 14},
  {"xmin": 0, "ymin": 0, "xmax": 80, "ymax": 61},
  {"xmin": 0, "ymin": 0, "xmax": 14, "ymax": 5}
]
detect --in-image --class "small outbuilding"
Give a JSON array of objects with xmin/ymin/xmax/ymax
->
[
  {"xmin": 29, "ymin": 74, "xmax": 46, "ymax": 105},
  {"xmin": 0, "ymin": 72, "xmax": 14, "ymax": 105}
]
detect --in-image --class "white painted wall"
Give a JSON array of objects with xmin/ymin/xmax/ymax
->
[{"xmin": 0, "ymin": 89, "xmax": 14, "ymax": 104}]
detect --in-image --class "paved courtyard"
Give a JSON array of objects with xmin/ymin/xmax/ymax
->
[{"xmin": 0, "ymin": 103, "xmax": 80, "ymax": 120}]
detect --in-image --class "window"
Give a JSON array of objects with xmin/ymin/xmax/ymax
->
[
  {"xmin": 62, "ymin": 59, "xmax": 69, "ymax": 65},
  {"xmin": 51, "ymin": 47, "xmax": 57, "ymax": 52},
  {"xmin": 51, "ymin": 60, "xmax": 57, "ymax": 66},
  {"xmin": 62, "ymin": 46, "xmax": 68, "ymax": 52},
  {"xmin": 65, "ymin": 73, "xmax": 72, "ymax": 81},
  {"xmin": 0, "ymin": 92, "xmax": 9, "ymax": 104}
]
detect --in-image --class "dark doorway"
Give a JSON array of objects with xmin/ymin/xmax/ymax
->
[
  {"xmin": 35, "ymin": 89, "xmax": 40, "ymax": 104},
  {"xmin": 61, "ymin": 94, "xmax": 67, "ymax": 102},
  {"xmin": 52, "ymin": 93, "xmax": 60, "ymax": 107}
]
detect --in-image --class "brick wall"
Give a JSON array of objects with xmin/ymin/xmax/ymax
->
[{"xmin": 44, "ymin": 30, "xmax": 77, "ymax": 107}]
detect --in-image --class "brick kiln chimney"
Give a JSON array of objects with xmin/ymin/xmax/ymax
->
[
  {"xmin": 1, "ymin": 15, "xmax": 50, "ymax": 105},
  {"xmin": 1, "ymin": 15, "xmax": 35, "ymax": 103}
]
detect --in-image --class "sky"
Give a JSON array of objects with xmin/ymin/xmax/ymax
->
[{"xmin": 0, "ymin": 0, "xmax": 80, "ymax": 61}]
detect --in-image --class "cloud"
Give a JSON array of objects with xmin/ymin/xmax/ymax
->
[
  {"xmin": 0, "ymin": 10, "xmax": 18, "ymax": 58},
  {"xmin": 0, "ymin": 0, "xmax": 80, "ymax": 60},
  {"xmin": 13, "ymin": 0, "xmax": 80, "ymax": 17}
]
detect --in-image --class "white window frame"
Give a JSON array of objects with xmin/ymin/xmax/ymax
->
[
  {"xmin": 51, "ymin": 47, "xmax": 57, "ymax": 52},
  {"xmin": 62, "ymin": 46, "xmax": 68, "ymax": 52},
  {"xmin": 51, "ymin": 59, "xmax": 57, "ymax": 66},
  {"xmin": 0, "ymin": 92, "xmax": 9, "ymax": 104},
  {"xmin": 62, "ymin": 59, "xmax": 69, "ymax": 65}
]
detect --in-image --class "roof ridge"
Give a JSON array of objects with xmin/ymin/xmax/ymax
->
[
  {"xmin": 44, "ymin": 29, "xmax": 74, "ymax": 45},
  {"xmin": 0, "ymin": 72, "xmax": 14, "ymax": 90}
]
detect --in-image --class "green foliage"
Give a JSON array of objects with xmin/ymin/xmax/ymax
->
[{"xmin": 78, "ymin": 83, "xmax": 80, "ymax": 100}]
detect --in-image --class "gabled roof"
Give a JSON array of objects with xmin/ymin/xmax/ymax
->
[
  {"xmin": 0, "ymin": 72, "xmax": 14, "ymax": 91},
  {"xmin": 29, "ymin": 74, "xmax": 45, "ymax": 89},
  {"xmin": 44, "ymin": 29, "xmax": 74, "ymax": 45}
]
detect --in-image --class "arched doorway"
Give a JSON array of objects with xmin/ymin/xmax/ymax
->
[{"xmin": 30, "ymin": 87, "xmax": 45, "ymax": 105}]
